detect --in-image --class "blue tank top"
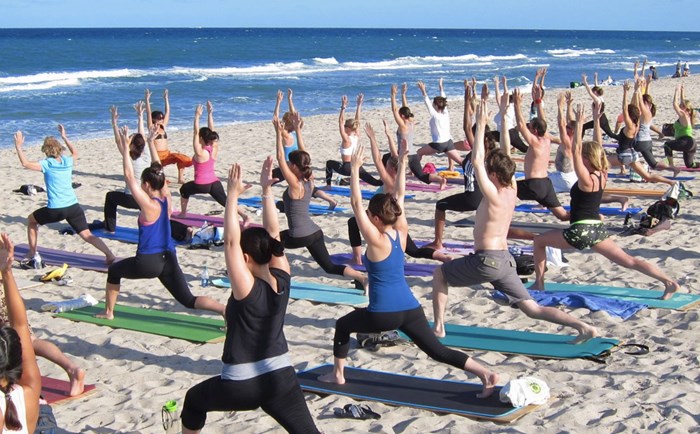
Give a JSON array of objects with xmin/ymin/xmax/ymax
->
[
  {"xmin": 137, "ymin": 197, "xmax": 174, "ymax": 255},
  {"xmin": 283, "ymin": 131, "xmax": 299, "ymax": 161},
  {"xmin": 363, "ymin": 230, "xmax": 420, "ymax": 312}
]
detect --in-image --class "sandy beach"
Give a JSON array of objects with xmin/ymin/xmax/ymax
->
[{"xmin": 1, "ymin": 73, "xmax": 699, "ymax": 433}]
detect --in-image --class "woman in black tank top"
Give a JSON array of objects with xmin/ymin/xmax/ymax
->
[{"xmin": 532, "ymin": 104, "xmax": 680, "ymax": 300}]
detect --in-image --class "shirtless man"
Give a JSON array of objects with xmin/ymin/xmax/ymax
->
[
  {"xmin": 513, "ymin": 87, "xmax": 569, "ymax": 221},
  {"xmin": 431, "ymin": 98, "xmax": 598, "ymax": 343}
]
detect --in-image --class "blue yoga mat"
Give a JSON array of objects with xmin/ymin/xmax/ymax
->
[
  {"xmin": 211, "ymin": 277, "xmax": 368, "ymax": 307},
  {"xmin": 237, "ymin": 196, "xmax": 347, "ymax": 215},
  {"xmin": 607, "ymin": 172, "xmax": 694, "ymax": 181},
  {"xmin": 400, "ymin": 322, "xmax": 619, "ymax": 360},
  {"xmin": 92, "ymin": 226, "xmax": 186, "ymax": 246},
  {"xmin": 515, "ymin": 203, "xmax": 642, "ymax": 216},
  {"xmin": 320, "ymin": 185, "xmax": 415, "ymax": 200},
  {"xmin": 526, "ymin": 281, "xmax": 700, "ymax": 310},
  {"xmin": 330, "ymin": 253, "xmax": 437, "ymax": 277}
]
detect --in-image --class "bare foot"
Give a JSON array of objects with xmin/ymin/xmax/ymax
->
[
  {"xmin": 95, "ymin": 311, "xmax": 114, "ymax": 320},
  {"xmin": 351, "ymin": 255, "xmax": 363, "ymax": 266},
  {"xmin": 320, "ymin": 185, "xmax": 332, "ymax": 191},
  {"xmin": 175, "ymin": 211, "xmax": 187, "ymax": 218},
  {"xmin": 433, "ymin": 323, "xmax": 446, "ymax": 339},
  {"xmin": 661, "ymin": 280, "xmax": 680, "ymax": 300},
  {"xmin": 360, "ymin": 277, "xmax": 369, "ymax": 296},
  {"xmin": 569, "ymin": 325, "xmax": 599, "ymax": 344},
  {"xmin": 68, "ymin": 367, "xmax": 86, "ymax": 396},
  {"xmin": 439, "ymin": 177, "xmax": 447, "ymax": 191},
  {"xmin": 105, "ymin": 254, "xmax": 116, "ymax": 265},
  {"xmin": 177, "ymin": 178, "xmax": 186, "ymax": 185},
  {"xmin": 529, "ymin": 280, "xmax": 545, "ymax": 291},
  {"xmin": 328, "ymin": 200, "xmax": 338, "ymax": 211},
  {"xmin": 476, "ymin": 372, "xmax": 500, "ymax": 398},
  {"xmin": 672, "ymin": 167, "xmax": 681, "ymax": 178},
  {"xmin": 619, "ymin": 197, "xmax": 630, "ymax": 212},
  {"xmin": 423, "ymin": 240, "xmax": 443, "ymax": 251},
  {"xmin": 318, "ymin": 372, "xmax": 345, "ymax": 385}
]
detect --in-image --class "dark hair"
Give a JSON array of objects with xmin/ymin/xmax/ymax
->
[
  {"xmin": 592, "ymin": 86, "xmax": 604, "ymax": 96},
  {"xmin": 151, "ymin": 110, "xmax": 165, "ymax": 121},
  {"xmin": 486, "ymin": 149, "xmax": 516, "ymax": 187},
  {"xmin": 288, "ymin": 150, "xmax": 313, "ymax": 180},
  {"xmin": 240, "ymin": 227, "xmax": 284, "ymax": 264},
  {"xmin": 141, "ymin": 162, "xmax": 166, "ymax": 190},
  {"xmin": 367, "ymin": 193, "xmax": 402, "ymax": 225},
  {"xmin": 0, "ymin": 327, "xmax": 24, "ymax": 431},
  {"xmin": 398, "ymin": 106, "xmax": 414, "ymax": 118},
  {"xmin": 129, "ymin": 133, "xmax": 146, "ymax": 160},
  {"xmin": 432, "ymin": 96, "xmax": 447, "ymax": 112},
  {"xmin": 530, "ymin": 117, "xmax": 547, "ymax": 137},
  {"xmin": 627, "ymin": 104, "xmax": 640, "ymax": 124},
  {"xmin": 382, "ymin": 152, "xmax": 399, "ymax": 172},
  {"xmin": 198, "ymin": 127, "xmax": 219, "ymax": 145},
  {"xmin": 642, "ymin": 94, "xmax": 657, "ymax": 116}
]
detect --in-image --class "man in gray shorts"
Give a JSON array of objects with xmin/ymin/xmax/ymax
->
[{"xmin": 432, "ymin": 92, "xmax": 598, "ymax": 343}]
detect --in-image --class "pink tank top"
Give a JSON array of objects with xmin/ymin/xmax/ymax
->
[{"xmin": 194, "ymin": 146, "xmax": 217, "ymax": 184}]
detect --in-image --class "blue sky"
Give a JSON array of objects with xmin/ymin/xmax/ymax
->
[{"xmin": 1, "ymin": 0, "xmax": 699, "ymax": 31}]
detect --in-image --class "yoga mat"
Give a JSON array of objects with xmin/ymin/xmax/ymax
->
[
  {"xmin": 14, "ymin": 244, "xmax": 109, "ymax": 273},
  {"xmin": 413, "ymin": 239, "xmax": 533, "ymax": 256},
  {"xmin": 515, "ymin": 203, "xmax": 642, "ymax": 216},
  {"xmin": 211, "ymin": 277, "xmax": 368, "ymax": 307},
  {"xmin": 407, "ymin": 323, "xmax": 619, "ymax": 360},
  {"xmin": 298, "ymin": 364, "xmax": 541, "ymax": 422},
  {"xmin": 330, "ymin": 253, "xmax": 436, "ymax": 277},
  {"xmin": 453, "ymin": 218, "xmax": 625, "ymax": 234},
  {"xmin": 171, "ymin": 212, "xmax": 224, "ymax": 227},
  {"xmin": 92, "ymin": 226, "xmax": 186, "ymax": 246},
  {"xmin": 608, "ymin": 173, "xmax": 694, "ymax": 181},
  {"xmin": 405, "ymin": 181, "xmax": 455, "ymax": 192},
  {"xmin": 237, "ymin": 197, "xmax": 347, "ymax": 216},
  {"xmin": 41, "ymin": 376, "xmax": 98, "ymax": 405},
  {"xmin": 55, "ymin": 303, "xmax": 226, "ymax": 343},
  {"xmin": 319, "ymin": 185, "xmax": 415, "ymax": 200},
  {"xmin": 527, "ymin": 282, "xmax": 700, "ymax": 311},
  {"xmin": 604, "ymin": 188, "xmax": 666, "ymax": 197}
]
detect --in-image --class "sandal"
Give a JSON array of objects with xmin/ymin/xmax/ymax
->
[{"xmin": 334, "ymin": 404, "xmax": 381, "ymax": 420}]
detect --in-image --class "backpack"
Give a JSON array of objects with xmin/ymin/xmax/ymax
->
[{"xmin": 633, "ymin": 199, "xmax": 677, "ymax": 236}]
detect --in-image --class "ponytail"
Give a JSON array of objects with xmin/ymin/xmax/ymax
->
[
  {"xmin": 240, "ymin": 227, "xmax": 284, "ymax": 264},
  {"xmin": 0, "ymin": 327, "xmax": 24, "ymax": 431}
]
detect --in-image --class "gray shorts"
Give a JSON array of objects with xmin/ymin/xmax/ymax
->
[{"xmin": 440, "ymin": 250, "xmax": 532, "ymax": 305}]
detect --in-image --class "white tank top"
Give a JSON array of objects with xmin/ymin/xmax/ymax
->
[
  {"xmin": 0, "ymin": 385, "xmax": 29, "ymax": 434},
  {"xmin": 340, "ymin": 135, "xmax": 358, "ymax": 157}
]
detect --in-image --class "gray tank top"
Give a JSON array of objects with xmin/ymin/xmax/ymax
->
[
  {"xmin": 282, "ymin": 179, "xmax": 320, "ymax": 238},
  {"xmin": 397, "ymin": 123, "xmax": 416, "ymax": 155},
  {"xmin": 554, "ymin": 146, "xmax": 573, "ymax": 173},
  {"xmin": 636, "ymin": 121, "xmax": 652, "ymax": 142}
]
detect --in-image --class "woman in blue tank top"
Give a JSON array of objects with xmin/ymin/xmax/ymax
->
[
  {"xmin": 318, "ymin": 140, "xmax": 499, "ymax": 399},
  {"xmin": 95, "ymin": 126, "xmax": 225, "ymax": 320}
]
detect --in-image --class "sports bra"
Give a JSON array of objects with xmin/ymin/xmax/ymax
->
[{"xmin": 340, "ymin": 135, "xmax": 358, "ymax": 157}]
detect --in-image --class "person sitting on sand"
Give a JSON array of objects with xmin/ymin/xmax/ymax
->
[
  {"xmin": 95, "ymin": 126, "xmax": 225, "ymax": 320},
  {"xmin": 390, "ymin": 83, "xmax": 447, "ymax": 188},
  {"xmin": 431, "ymin": 98, "xmax": 598, "ymax": 343},
  {"xmin": 532, "ymin": 104, "xmax": 680, "ymax": 300},
  {"xmin": 318, "ymin": 138, "xmax": 499, "ymax": 399},
  {"xmin": 176, "ymin": 102, "xmax": 250, "ymax": 225},
  {"xmin": 272, "ymin": 89, "xmax": 337, "ymax": 209},
  {"xmin": 0, "ymin": 233, "xmax": 42, "ymax": 433},
  {"xmin": 180, "ymin": 160, "xmax": 321, "ymax": 434},
  {"xmin": 273, "ymin": 117, "xmax": 369, "ymax": 293},
  {"xmin": 14, "ymin": 126, "xmax": 116, "ymax": 268},
  {"xmin": 664, "ymin": 83, "xmax": 697, "ymax": 169},
  {"xmin": 324, "ymin": 94, "xmax": 383, "ymax": 189},
  {"xmin": 145, "ymin": 88, "xmax": 192, "ymax": 184}
]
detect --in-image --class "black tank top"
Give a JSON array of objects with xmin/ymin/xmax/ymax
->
[
  {"xmin": 569, "ymin": 173, "xmax": 603, "ymax": 222},
  {"xmin": 616, "ymin": 128, "xmax": 635, "ymax": 152},
  {"xmin": 222, "ymin": 268, "xmax": 290, "ymax": 365}
]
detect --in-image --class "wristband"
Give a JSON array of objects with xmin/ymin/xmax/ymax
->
[{"xmin": 534, "ymin": 99, "xmax": 542, "ymax": 105}]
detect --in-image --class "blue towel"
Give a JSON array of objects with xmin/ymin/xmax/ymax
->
[{"xmin": 493, "ymin": 289, "xmax": 647, "ymax": 320}]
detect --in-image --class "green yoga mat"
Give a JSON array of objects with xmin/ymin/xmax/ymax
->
[
  {"xmin": 54, "ymin": 303, "xmax": 225, "ymax": 343},
  {"xmin": 528, "ymin": 282, "xmax": 700, "ymax": 311},
  {"xmin": 400, "ymin": 323, "xmax": 619, "ymax": 360},
  {"xmin": 211, "ymin": 277, "xmax": 367, "ymax": 307}
]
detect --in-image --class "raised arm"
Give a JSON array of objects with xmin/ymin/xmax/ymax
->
[
  {"xmin": 401, "ymin": 82, "xmax": 409, "ymax": 107},
  {"xmin": 0, "ymin": 234, "xmax": 41, "ymax": 431},
  {"xmin": 634, "ymin": 79, "xmax": 652, "ymax": 123},
  {"xmin": 350, "ymin": 143, "xmax": 383, "ymax": 247},
  {"xmin": 273, "ymin": 90, "xmax": 283, "ymax": 119},
  {"xmin": 273, "ymin": 117, "xmax": 298, "ymax": 188},
  {"xmin": 119, "ymin": 126, "xmax": 153, "ymax": 210},
  {"xmin": 354, "ymin": 93, "xmax": 363, "ymax": 123},
  {"xmin": 581, "ymin": 74, "xmax": 602, "ymax": 105},
  {"xmin": 14, "ymin": 132, "xmax": 41, "ymax": 172},
  {"xmin": 146, "ymin": 124, "xmax": 161, "ymax": 163},
  {"xmin": 390, "ymin": 85, "xmax": 406, "ymax": 129},
  {"xmin": 571, "ymin": 104, "xmax": 595, "ymax": 191},
  {"xmin": 338, "ymin": 95, "xmax": 351, "ymax": 142},
  {"xmin": 224, "ymin": 163, "xmax": 255, "ymax": 300},
  {"xmin": 162, "ymin": 89, "xmax": 170, "ymax": 126},
  {"xmin": 496, "ymin": 84, "xmax": 511, "ymax": 156},
  {"xmin": 134, "ymin": 101, "xmax": 146, "ymax": 137},
  {"xmin": 592, "ymin": 100, "xmax": 603, "ymax": 146},
  {"xmin": 287, "ymin": 88, "xmax": 297, "ymax": 115},
  {"xmin": 512, "ymin": 88, "xmax": 537, "ymax": 146},
  {"xmin": 621, "ymin": 81, "xmax": 635, "ymax": 131},
  {"xmin": 145, "ymin": 89, "xmax": 153, "ymax": 129},
  {"xmin": 382, "ymin": 119, "xmax": 398, "ymax": 158},
  {"xmin": 365, "ymin": 122, "xmax": 392, "ymax": 185},
  {"xmin": 192, "ymin": 104, "xmax": 206, "ymax": 158},
  {"xmin": 463, "ymin": 80, "xmax": 475, "ymax": 147},
  {"xmin": 110, "ymin": 106, "xmax": 122, "ymax": 151},
  {"xmin": 393, "ymin": 138, "xmax": 408, "ymax": 211},
  {"xmin": 673, "ymin": 84, "xmax": 689, "ymax": 126},
  {"xmin": 292, "ymin": 112, "xmax": 305, "ymax": 152},
  {"xmin": 207, "ymin": 101, "xmax": 214, "ymax": 130},
  {"xmin": 473, "ymin": 100, "xmax": 503, "ymax": 200},
  {"xmin": 556, "ymin": 92, "xmax": 571, "ymax": 151},
  {"xmin": 58, "ymin": 124, "xmax": 78, "ymax": 159},
  {"xmin": 260, "ymin": 156, "xmax": 289, "ymax": 273},
  {"xmin": 418, "ymin": 80, "xmax": 436, "ymax": 115},
  {"xmin": 532, "ymin": 84, "xmax": 546, "ymax": 123}
]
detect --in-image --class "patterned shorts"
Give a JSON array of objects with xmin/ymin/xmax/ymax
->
[{"xmin": 563, "ymin": 222, "xmax": 609, "ymax": 250}]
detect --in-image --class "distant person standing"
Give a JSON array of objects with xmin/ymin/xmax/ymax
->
[
  {"xmin": 673, "ymin": 60, "xmax": 682, "ymax": 78},
  {"xmin": 649, "ymin": 65, "xmax": 658, "ymax": 80},
  {"xmin": 683, "ymin": 62, "xmax": 690, "ymax": 77}
]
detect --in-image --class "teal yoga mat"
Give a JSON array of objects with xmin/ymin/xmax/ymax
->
[
  {"xmin": 400, "ymin": 323, "xmax": 619, "ymax": 360},
  {"xmin": 211, "ymin": 277, "xmax": 368, "ymax": 307},
  {"xmin": 528, "ymin": 282, "xmax": 700, "ymax": 310}
]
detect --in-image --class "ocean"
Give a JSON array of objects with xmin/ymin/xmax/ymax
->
[{"xmin": 1, "ymin": 28, "xmax": 698, "ymax": 148}]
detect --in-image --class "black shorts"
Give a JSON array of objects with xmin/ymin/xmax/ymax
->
[
  {"xmin": 516, "ymin": 178, "xmax": 562, "ymax": 208},
  {"xmin": 33, "ymin": 203, "xmax": 88, "ymax": 233},
  {"xmin": 429, "ymin": 139, "xmax": 455, "ymax": 153}
]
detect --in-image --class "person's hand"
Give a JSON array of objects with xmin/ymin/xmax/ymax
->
[
  {"xmin": 356, "ymin": 93, "xmax": 364, "ymax": 106},
  {"xmin": 565, "ymin": 90, "xmax": 573, "ymax": 105},
  {"xmin": 438, "ymin": 77, "xmax": 443, "ymax": 87},
  {"xmin": 350, "ymin": 142, "xmax": 366, "ymax": 169},
  {"xmin": 111, "ymin": 106, "xmax": 119, "ymax": 124},
  {"xmin": 532, "ymin": 85, "xmax": 543, "ymax": 101},
  {"xmin": 206, "ymin": 101, "xmax": 214, "ymax": 113},
  {"xmin": 260, "ymin": 156, "xmax": 278, "ymax": 189},
  {"xmin": 622, "ymin": 80, "xmax": 631, "ymax": 92},
  {"xmin": 227, "ymin": 163, "xmax": 247, "ymax": 196},
  {"xmin": 0, "ymin": 233, "xmax": 14, "ymax": 273},
  {"xmin": 58, "ymin": 124, "xmax": 67, "ymax": 138},
  {"xmin": 145, "ymin": 89, "xmax": 152, "ymax": 101},
  {"xmin": 276, "ymin": 90, "xmax": 283, "ymax": 104},
  {"xmin": 364, "ymin": 122, "xmax": 375, "ymax": 140},
  {"xmin": 341, "ymin": 95, "xmax": 348, "ymax": 109},
  {"xmin": 475, "ymin": 101, "xmax": 491, "ymax": 127},
  {"xmin": 134, "ymin": 100, "xmax": 145, "ymax": 115},
  {"xmin": 287, "ymin": 88, "xmax": 294, "ymax": 99},
  {"xmin": 574, "ymin": 103, "xmax": 585, "ymax": 124},
  {"xmin": 119, "ymin": 125, "xmax": 130, "ymax": 143},
  {"xmin": 195, "ymin": 104, "xmax": 204, "ymax": 118},
  {"xmin": 557, "ymin": 92, "xmax": 566, "ymax": 108},
  {"xmin": 291, "ymin": 112, "xmax": 302, "ymax": 129},
  {"xmin": 498, "ymin": 88, "xmax": 510, "ymax": 114},
  {"xmin": 581, "ymin": 73, "xmax": 588, "ymax": 84},
  {"xmin": 480, "ymin": 83, "xmax": 488, "ymax": 101},
  {"xmin": 382, "ymin": 118, "xmax": 390, "ymax": 135},
  {"xmin": 592, "ymin": 100, "xmax": 602, "ymax": 120},
  {"xmin": 14, "ymin": 131, "xmax": 24, "ymax": 149},
  {"xmin": 390, "ymin": 84, "xmax": 398, "ymax": 97},
  {"xmin": 401, "ymin": 82, "xmax": 407, "ymax": 95},
  {"xmin": 147, "ymin": 124, "xmax": 159, "ymax": 143},
  {"xmin": 417, "ymin": 80, "xmax": 426, "ymax": 96},
  {"xmin": 272, "ymin": 116, "xmax": 283, "ymax": 132},
  {"xmin": 163, "ymin": 89, "xmax": 169, "ymax": 100}
]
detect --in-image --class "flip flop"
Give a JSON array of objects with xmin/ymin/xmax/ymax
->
[{"xmin": 334, "ymin": 404, "xmax": 381, "ymax": 420}]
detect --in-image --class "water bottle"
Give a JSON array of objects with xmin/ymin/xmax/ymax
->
[
  {"xmin": 200, "ymin": 266, "xmax": 210, "ymax": 287},
  {"xmin": 33, "ymin": 253, "xmax": 43, "ymax": 269},
  {"xmin": 41, "ymin": 293, "xmax": 99, "ymax": 313},
  {"xmin": 27, "ymin": 184, "xmax": 36, "ymax": 196},
  {"xmin": 161, "ymin": 400, "xmax": 181, "ymax": 434}
]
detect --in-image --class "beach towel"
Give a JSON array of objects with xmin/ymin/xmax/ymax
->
[
  {"xmin": 54, "ymin": 303, "xmax": 225, "ymax": 343},
  {"xmin": 298, "ymin": 365, "xmax": 542, "ymax": 422},
  {"xmin": 330, "ymin": 253, "xmax": 436, "ymax": 277},
  {"xmin": 14, "ymin": 244, "xmax": 109, "ymax": 273}
]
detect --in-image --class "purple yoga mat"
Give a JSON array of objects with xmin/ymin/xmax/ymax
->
[
  {"xmin": 413, "ymin": 240, "xmax": 533, "ymax": 256},
  {"xmin": 14, "ymin": 244, "xmax": 110, "ymax": 273},
  {"xmin": 171, "ymin": 212, "xmax": 224, "ymax": 227},
  {"xmin": 361, "ymin": 181, "xmax": 455, "ymax": 193},
  {"xmin": 330, "ymin": 253, "xmax": 437, "ymax": 277}
]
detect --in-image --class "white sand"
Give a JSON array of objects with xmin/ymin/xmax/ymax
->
[{"xmin": 2, "ymin": 74, "xmax": 699, "ymax": 433}]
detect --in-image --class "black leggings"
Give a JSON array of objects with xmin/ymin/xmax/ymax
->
[
  {"xmin": 103, "ymin": 190, "xmax": 139, "ymax": 232},
  {"xmin": 634, "ymin": 140, "xmax": 659, "ymax": 168},
  {"xmin": 509, "ymin": 128, "xmax": 529, "ymax": 153},
  {"xmin": 664, "ymin": 136, "xmax": 697, "ymax": 168},
  {"xmin": 347, "ymin": 217, "xmax": 434, "ymax": 259},
  {"xmin": 435, "ymin": 190, "xmax": 483, "ymax": 213},
  {"xmin": 332, "ymin": 307, "xmax": 469, "ymax": 368},
  {"xmin": 582, "ymin": 113, "xmax": 618, "ymax": 141},
  {"xmin": 180, "ymin": 180, "xmax": 227, "ymax": 206},
  {"xmin": 408, "ymin": 154, "xmax": 431, "ymax": 184},
  {"xmin": 281, "ymin": 229, "xmax": 347, "ymax": 276},
  {"xmin": 325, "ymin": 160, "xmax": 383, "ymax": 186},
  {"xmin": 106, "ymin": 251, "xmax": 197, "ymax": 308},
  {"xmin": 182, "ymin": 366, "xmax": 320, "ymax": 433}
]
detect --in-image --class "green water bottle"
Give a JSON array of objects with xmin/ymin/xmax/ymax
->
[{"xmin": 162, "ymin": 400, "xmax": 181, "ymax": 434}]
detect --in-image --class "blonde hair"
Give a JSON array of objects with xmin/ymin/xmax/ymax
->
[
  {"xmin": 41, "ymin": 136, "xmax": 63, "ymax": 158},
  {"xmin": 683, "ymin": 100, "xmax": 695, "ymax": 125},
  {"xmin": 281, "ymin": 112, "xmax": 294, "ymax": 130},
  {"xmin": 344, "ymin": 119, "xmax": 359, "ymax": 131},
  {"xmin": 581, "ymin": 140, "xmax": 608, "ymax": 173}
]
